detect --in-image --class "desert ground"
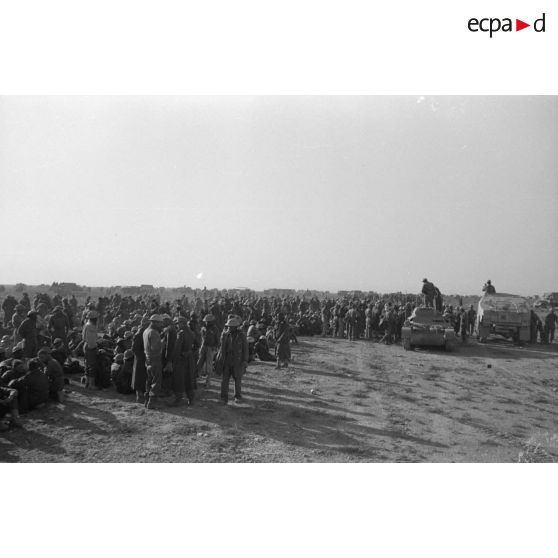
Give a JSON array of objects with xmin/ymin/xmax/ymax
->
[{"xmin": 1, "ymin": 336, "xmax": 558, "ymax": 463}]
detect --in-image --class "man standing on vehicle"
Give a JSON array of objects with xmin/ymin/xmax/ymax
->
[
  {"xmin": 482, "ymin": 280, "xmax": 496, "ymax": 294},
  {"xmin": 421, "ymin": 279, "xmax": 436, "ymax": 308}
]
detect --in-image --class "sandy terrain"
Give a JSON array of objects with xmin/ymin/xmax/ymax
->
[{"xmin": 2, "ymin": 337, "xmax": 558, "ymax": 463}]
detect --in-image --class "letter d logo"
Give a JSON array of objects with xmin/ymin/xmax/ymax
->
[{"xmin": 534, "ymin": 13, "xmax": 546, "ymax": 32}]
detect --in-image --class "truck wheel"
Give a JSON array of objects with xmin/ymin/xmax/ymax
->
[
  {"xmin": 445, "ymin": 341, "xmax": 455, "ymax": 352},
  {"xmin": 403, "ymin": 338, "xmax": 412, "ymax": 351}
]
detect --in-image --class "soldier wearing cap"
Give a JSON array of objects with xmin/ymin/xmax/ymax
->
[
  {"xmin": 143, "ymin": 314, "xmax": 165, "ymax": 409},
  {"xmin": 217, "ymin": 316, "xmax": 248, "ymax": 404},
  {"xmin": 82, "ymin": 310, "xmax": 99, "ymax": 389},
  {"xmin": 197, "ymin": 314, "xmax": 220, "ymax": 388}
]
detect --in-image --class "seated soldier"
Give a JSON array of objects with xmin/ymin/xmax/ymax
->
[
  {"xmin": 113, "ymin": 349, "xmax": 134, "ymax": 394},
  {"xmin": 114, "ymin": 337, "xmax": 127, "ymax": 355},
  {"xmin": 110, "ymin": 352, "xmax": 124, "ymax": 385},
  {"xmin": 8, "ymin": 343, "xmax": 25, "ymax": 363},
  {"xmin": 0, "ymin": 359, "xmax": 27, "ymax": 386},
  {"xmin": 246, "ymin": 321, "xmax": 258, "ymax": 363},
  {"xmin": 122, "ymin": 331, "xmax": 133, "ymax": 351},
  {"xmin": 37, "ymin": 347, "xmax": 65, "ymax": 402},
  {"xmin": 9, "ymin": 358, "xmax": 50, "ymax": 413},
  {"xmin": 0, "ymin": 335, "xmax": 13, "ymax": 358},
  {"xmin": 51, "ymin": 338, "xmax": 69, "ymax": 368},
  {"xmin": 254, "ymin": 336, "xmax": 275, "ymax": 362},
  {"xmin": 0, "ymin": 385, "xmax": 23, "ymax": 431}
]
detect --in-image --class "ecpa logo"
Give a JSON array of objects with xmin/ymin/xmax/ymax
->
[{"xmin": 468, "ymin": 12, "xmax": 546, "ymax": 37}]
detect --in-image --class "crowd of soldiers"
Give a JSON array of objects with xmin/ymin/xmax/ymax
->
[{"xmin": 1, "ymin": 280, "xmax": 556, "ymax": 430}]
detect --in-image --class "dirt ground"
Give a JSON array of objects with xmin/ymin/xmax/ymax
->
[{"xmin": 2, "ymin": 336, "xmax": 558, "ymax": 463}]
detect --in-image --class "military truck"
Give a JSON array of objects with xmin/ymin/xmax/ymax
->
[
  {"xmin": 476, "ymin": 293, "xmax": 530, "ymax": 343},
  {"xmin": 401, "ymin": 306, "xmax": 457, "ymax": 351}
]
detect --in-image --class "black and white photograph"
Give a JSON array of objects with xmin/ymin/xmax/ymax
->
[
  {"xmin": 1, "ymin": 2, "xmax": 557, "ymax": 557},
  {"xmin": 1, "ymin": 95, "xmax": 556, "ymax": 463}
]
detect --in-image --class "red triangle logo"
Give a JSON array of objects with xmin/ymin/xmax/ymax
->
[{"xmin": 516, "ymin": 19, "xmax": 530, "ymax": 31}]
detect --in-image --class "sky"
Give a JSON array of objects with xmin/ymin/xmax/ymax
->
[{"xmin": 0, "ymin": 96, "xmax": 556, "ymax": 295}]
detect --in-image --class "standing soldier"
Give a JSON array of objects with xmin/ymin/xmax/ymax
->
[
  {"xmin": 171, "ymin": 316, "xmax": 196, "ymax": 406},
  {"xmin": 143, "ymin": 314, "xmax": 165, "ymax": 409},
  {"xmin": 217, "ymin": 316, "xmax": 248, "ymax": 405},
  {"xmin": 49, "ymin": 306, "xmax": 70, "ymax": 347},
  {"xmin": 160, "ymin": 314, "xmax": 177, "ymax": 396},
  {"xmin": 467, "ymin": 305, "xmax": 476, "ymax": 336},
  {"xmin": 11, "ymin": 305, "xmax": 27, "ymax": 344},
  {"xmin": 345, "ymin": 303, "xmax": 359, "ymax": 341},
  {"xmin": 421, "ymin": 279, "xmax": 436, "ymax": 308},
  {"xmin": 82, "ymin": 310, "xmax": 99, "ymax": 389},
  {"xmin": 131, "ymin": 316, "xmax": 149, "ymax": 404},
  {"xmin": 197, "ymin": 314, "xmax": 220, "ymax": 388},
  {"xmin": 365, "ymin": 303, "xmax": 374, "ymax": 340},
  {"xmin": 545, "ymin": 308, "xmax": 558, "ymax": 344},
  {"xmin": 18, "ymin": 310, "xmax": 39, "ymax": 358},
  {"xmin": 530, "ymin": 310, "xmax": 542, "ymax": 344},
  {"xmin": 2, "ymin": 296, "xmax": 17, "ymax": 328},
  {"xmin": 459, "ymin": 308, "xmax": 468, "ymax": 342},
  {"xmin": 188, "ymin": 312, "xmax": 202, "ymax": 387},
  {"xmin": 275, "ymin": 313, "xmax": 292, "ymax": 368}
]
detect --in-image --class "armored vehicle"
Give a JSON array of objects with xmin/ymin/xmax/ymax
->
[
  {"xmin": 401, "ymin": 306, "xmax": 457, "ymax": 351},
  {"xmin": 476, "ymin": 293, "xmax": 530, "ymax": 343}
]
